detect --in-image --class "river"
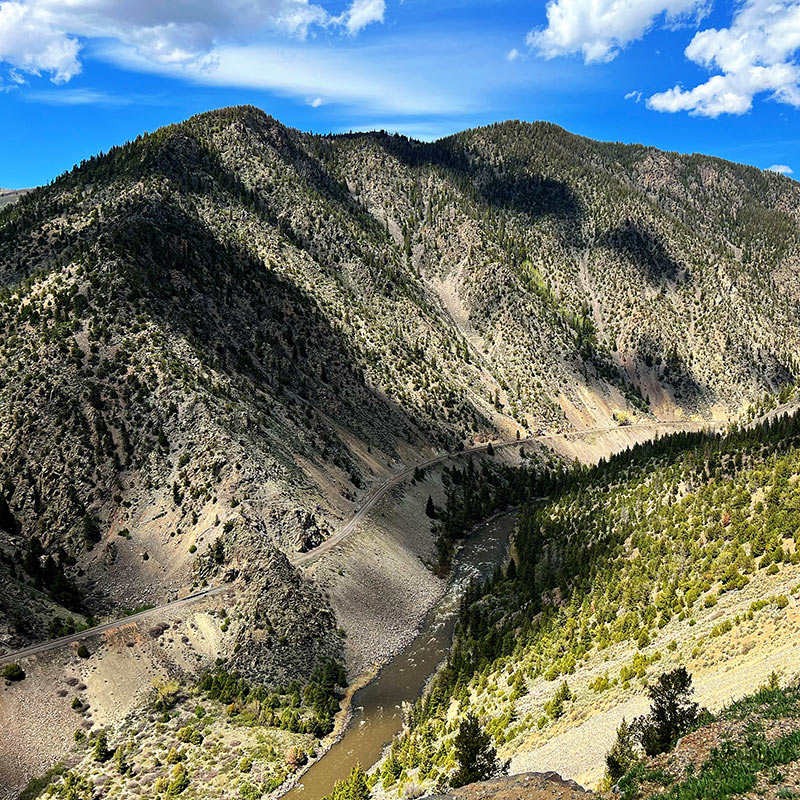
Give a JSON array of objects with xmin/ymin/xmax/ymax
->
[{"xmin": 284, "ymin": 512, "xmax": 517, "ymax": 800}]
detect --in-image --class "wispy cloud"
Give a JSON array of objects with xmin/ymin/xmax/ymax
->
[
  {"xmin": 624, "ymin": 89, "xmax": 643, "ymax": 102},
  {"xmin": 97, "ymin": 37, "xmax": 481, "ymax": 116},
  {"xmin": 0, "ymin": 0, "xmax": 386, "ymax": 86},
  {"xmin": 25, "ymin": 87, "xmax": 134, "ymax": 105},
  {"xmin": 506, "ymin": 48, "xmax": 523, "ymax": 62}
]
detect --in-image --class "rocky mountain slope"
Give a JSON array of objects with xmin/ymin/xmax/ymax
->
[{"xmin": 1, "ymin": 105, "xmax": 799, "ymax": 679}]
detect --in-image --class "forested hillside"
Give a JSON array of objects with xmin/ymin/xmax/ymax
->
[
  {"xmin": 1, "ymin": 104, "xmax": 799, "ymax": 675},
  {"xmin": 383, "ymin": 408, "xmax": 800, "ymax": 793}
]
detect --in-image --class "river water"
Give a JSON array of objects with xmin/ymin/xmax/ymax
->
[{"xmin": 285, "ymin": 512, "xmax": 517, "ymax": 800}]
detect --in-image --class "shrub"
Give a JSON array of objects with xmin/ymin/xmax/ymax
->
[
  {"xmin": 544, "ymin": 681, "xmax": 573, "ymax": 719},
  {"xmin": 177, "ymin": 725, "xmax": 203, "ymax": 745},
  {"xmin": 2, "ymin": 663, "xmax": 25, "ymax": 681},
  {"xmin": 76, "ymin": 644, "xmax": 90, "ymax": 659},
  {"xmin": 167, "ymin": 763, "xmax": 190, "ymax": 795},
  {"xmin": 153, "ymin": 678, "xmax": 180, "ymax": 711},
  {"xmin": 286, "ymin": 746, "xmax": 308, "ymax": 770}
]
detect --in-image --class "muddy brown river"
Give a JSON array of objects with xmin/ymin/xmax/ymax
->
[{"xmin": 284, "ymin": 512, "xmax": 517, "ymax": 800}]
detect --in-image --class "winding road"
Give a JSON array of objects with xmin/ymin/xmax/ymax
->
[
  {"xmin": 0, "ymin": 585, "xmax": 233, "ymax": 665},
  {"xmin": 0, "ymin": 419, "xmax": 714, "ymax": 665}
]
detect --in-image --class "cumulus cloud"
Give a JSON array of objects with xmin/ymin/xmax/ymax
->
[
  {"xmin": 0, "ymin": 0, "xmax": 385, "ymax": 84},
  {"xmin": 0, "ymin": 2, "xmax": 81, "ymax": 83},
  {"xmin": 527, "ymin": 0, "xmax": 706, "ymax": 63},
  {"xmin": 768, "ymin": 164, "xmax": 794, "ymax": 174},
  {"xmin": 342, "ymin": 0, "xmax": 385, "ymax": 35},
  {"xmin": 648, "ymin": 0, "xmax": 800, "ymax": 116}
]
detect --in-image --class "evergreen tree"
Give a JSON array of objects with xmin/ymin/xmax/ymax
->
[
  {"xmin": 451, "ymin": 713, "xmax": 508, "ymax": 788},
  {"xmin": 606, "ymin": 717, "xmax": 637, "ymax": 783},
  {"xmin": 92, "ymin": 729, "xmax": 112, "ymax": 762},
  {"xmin": 633, "ymin": 667, "xmax": 698, "ymax": 756},
  {"xmin": 425, "ymin": 495, "xmax": 436, "ymax": 518},
  {"xmin": 347, "ymin": 764, "xmax": 370, "ymax": 800}
]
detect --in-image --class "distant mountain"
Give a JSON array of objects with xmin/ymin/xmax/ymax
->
[
  {"xmin": 0, "ymin": 188, "xmax": 30, "ymax": 208},
  {"xmin": 0, "ymin": 106, "xmax": 799, "ymax": 678}
]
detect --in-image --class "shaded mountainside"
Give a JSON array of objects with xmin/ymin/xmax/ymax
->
[{"xmin": 0, "ymin": 105, "xmax": 799, "ymax": 669}]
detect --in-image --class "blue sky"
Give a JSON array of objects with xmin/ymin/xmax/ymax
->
[{"xmin": 1, "ymin": 0, "xmax": 799, "ymax": 188}]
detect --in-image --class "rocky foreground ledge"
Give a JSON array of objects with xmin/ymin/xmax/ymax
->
[{"xmin": 425, "ymin": 772, "xmax": 592, "ymax": 800}]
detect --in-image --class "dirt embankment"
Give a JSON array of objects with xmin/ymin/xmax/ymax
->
[
  {"xmin": 303, "ymin": 443, "xmax": 536, "ymax": 677},
  {"xmin": 0, "ymin": 598, "xmax": 226, "ymax": 800}
]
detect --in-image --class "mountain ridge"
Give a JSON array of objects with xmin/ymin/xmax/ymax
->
[{"xmin": 1, "ymin": 103, "xmax": 799, "ymax": 665}]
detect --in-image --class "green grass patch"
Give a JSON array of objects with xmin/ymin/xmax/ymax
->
[{"xmin": 621, "ymin": 725, "xmax": 800, "ymax": 800}]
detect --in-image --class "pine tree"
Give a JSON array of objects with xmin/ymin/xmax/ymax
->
[
  {"xmin": 347, "ymin": 764, "xmax": 370, "ymax": 800},
  {"xmin": 606, "ymin": 717, "xmax": 637, "ymax": 783},
  {"xmin": 451, "ymin": 713, "xmax": 508, "ymax": 788},
  {"xmin": 633, "ymin": 667, "xmax": 698, "ymax": 756},
  {"xmin": 506, "ymin": 557, "xmax": 517, "ymax": 580},
  {"xmin": 425, "ymin": 495, "xmax": 436, "ymax": 518},
  {"xmin": 92, "ymin": 729, "xmax": 112, "ymax": 762}
]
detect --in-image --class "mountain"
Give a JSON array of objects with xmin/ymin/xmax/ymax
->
[
  {"xmin": 2, "ymin": 105, "xmax": 800, "ymax": 800},
  {"xmin": 0, "ymin": 189, "xmax": 29, "ymax": 209},
  {"xmin": 1, "ymin": 104, "xmax": 799, "ymax": 671}
]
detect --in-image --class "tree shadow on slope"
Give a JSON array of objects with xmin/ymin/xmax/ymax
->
[
  {"xmin": 634, "ymin": 333, "xmax": 710, "ymax": 412},
  {"xmin": 106, "ymin": 198, "xmax": 439, "ymax": 458},
  {"xmin": 360, "ymin": 132, "xmax": 584, "ymax": 241},
  {"xmin": 601, "ymin": 220, "xmax": 682, "ymax": 285}
]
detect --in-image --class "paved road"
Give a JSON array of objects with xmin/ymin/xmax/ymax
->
[
  {"xmin": 0, "ymin": 585, "xmax": 232, "ymax": 665},
  {"xmin": 291, "ymin": 419, "xmax": 714, "ymax": 567},
  {"xmin": 0, "ymin": 419, "xmax": 712, "ymax": 665}
]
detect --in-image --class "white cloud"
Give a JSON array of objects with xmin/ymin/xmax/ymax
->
[
  {"xmin": 648, "ymin": 0, "xmax": 800, "ymax": 116},
  {"xmin": 342, "ymin": 0, "xmax": 385, "ymax": 35},
  {"xmin": 100, "ymin": 38, "xmax": 469, "ymax": 115},
  {"xmin": 25, "ymin": 87, "xmax": 133, "ymax": 105},
  {"xmin": 506, "ymin": 47, "xmax": 523, "ymax": 62},
  {"xmin": 0, "ymin": 0, "xmax": 386, "ymax": 84},
  {"xmin": 527, "ymin": 0, "xmax": 706, "ymax": 64},
  {"xmin": 308, "ymin": 95, "xmax": 324, "ymax": 107},
  {"xmin": 0, "ymin": 1, "xmax": 81, "ymax": 83},
  {"xmin": 768, "ymin": 164, "xmax": 794, "ymax": 174},
  {"xmin": 625, "ymin": 89, "xmax": 643, "ymax": 102}
]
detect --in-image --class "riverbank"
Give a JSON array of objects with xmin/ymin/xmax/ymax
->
[{"xmin": 282, "ymin": 511, "xmax": 519, "ymax": 800}]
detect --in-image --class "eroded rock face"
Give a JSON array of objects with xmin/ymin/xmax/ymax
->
[{"xmin": 426, "ymin": 772, "xmax": 593, "ymax": 800}]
